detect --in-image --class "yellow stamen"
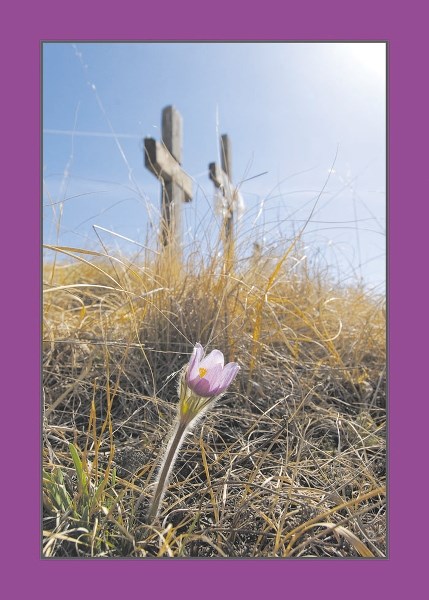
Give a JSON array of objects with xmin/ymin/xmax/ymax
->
[{"xmin": 199, "ymin": 367, "xmax": 207, "ymax": 378}]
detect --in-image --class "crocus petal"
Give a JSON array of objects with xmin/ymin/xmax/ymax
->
[
  {"xmin": 216, "ymin": 363, "xmax": 240, "ymax": 393},
  {"xmin": 201, "ymin": 363, "xmax": 224, "ymax": 389},
  {"xmin": 186, "ymin": 343, "xmax": 205, "ymax": 383},
  {"xmin": 190, "ymin": 376, "xmax": 212, "ymax": 397},
  {"xmin": 199, "ymin": 349, "xmax": 224, "ymax": 371}
]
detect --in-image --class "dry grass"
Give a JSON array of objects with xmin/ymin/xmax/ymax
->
[{"xmin": 42, "ymin": 238, "xmax": 386, "ymax": 558}]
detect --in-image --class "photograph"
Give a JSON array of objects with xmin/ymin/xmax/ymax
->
[{"xmin": 42, "ymin": 41, "xmax": 386, "ymax": 559}]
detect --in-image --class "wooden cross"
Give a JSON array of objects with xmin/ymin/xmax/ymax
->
[
  {"xmin": 209, "ymin": 134, "xmax": 239, "ymax": 270},
  {"xmin": 144, "ymin": 106, "xmax": 193, "ymax": 250}
]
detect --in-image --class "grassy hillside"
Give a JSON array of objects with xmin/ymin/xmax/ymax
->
[{"xmin": 42, "ymin": 239, "xmax": 386, "ymax": 558}]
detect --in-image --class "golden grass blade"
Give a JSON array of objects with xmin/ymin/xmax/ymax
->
[{"xmin": 313, "ymin": 522, "xmax": 375, "ymax": 558}]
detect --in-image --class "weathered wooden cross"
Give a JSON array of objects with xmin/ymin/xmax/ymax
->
[
  {"xmin": 144, "ymin": 106, "xmax": 193, "ymax": 251},
  {"xmin": 209, "ymin": 134, "xmax": 240, "ymax": 270}
]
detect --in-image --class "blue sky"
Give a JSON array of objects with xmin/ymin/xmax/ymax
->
[{"xmin": 43, "ymin": 42, "xmax": 386, "ymax": 292}]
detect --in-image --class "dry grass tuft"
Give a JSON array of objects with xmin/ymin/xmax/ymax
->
[{"xmin": 43, "ymin": 239, "xmax": 386, "ymax": 558}]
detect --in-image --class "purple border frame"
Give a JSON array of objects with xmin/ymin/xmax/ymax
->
[{"xmin": 4, "ymin": 0, "xmax": 427, "ymax": 596}]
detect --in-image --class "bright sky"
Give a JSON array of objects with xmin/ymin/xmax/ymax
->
[{"xmin": 43, "ymin": 42, "xmax": 386, "ymax": 292}]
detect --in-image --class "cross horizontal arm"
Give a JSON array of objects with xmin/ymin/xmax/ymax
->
[
  {"xmin": 145, "ymin": 138, "xmax": 193, "ymax": 202},
  {"xmin": 209, "ymin": 162, "xmax": 231, "ymax": 194}
]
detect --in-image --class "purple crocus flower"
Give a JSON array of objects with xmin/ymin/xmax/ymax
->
[
  {"xmin": 146, "ymin": 342, "xmax": 241, "ymax": 523},
  {"xmin": 186, "ymin": 343, "xmax": 240, "ymax": 398}
]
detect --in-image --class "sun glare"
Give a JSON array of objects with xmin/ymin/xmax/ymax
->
[{"xmin": 347, "ymin": 42, "xmax": 386, "ymax": 76}]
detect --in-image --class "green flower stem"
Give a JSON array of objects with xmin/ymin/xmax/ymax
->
[{"xmin": 146, "ymin": 418, "xmax": 189, "ymax": 524}]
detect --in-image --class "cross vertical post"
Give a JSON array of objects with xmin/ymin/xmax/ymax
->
[
  {"xmin": 209, "ymin": 134, "xmax": 238, "ymax": 271},
  {"xmin": 144, "ymin": 106, "xmax": 193, "ymax": 255}
]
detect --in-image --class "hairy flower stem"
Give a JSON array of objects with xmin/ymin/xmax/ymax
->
[{"xmin": 146, "ymin": 419, "xmax": 189, "ymax": 524}]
